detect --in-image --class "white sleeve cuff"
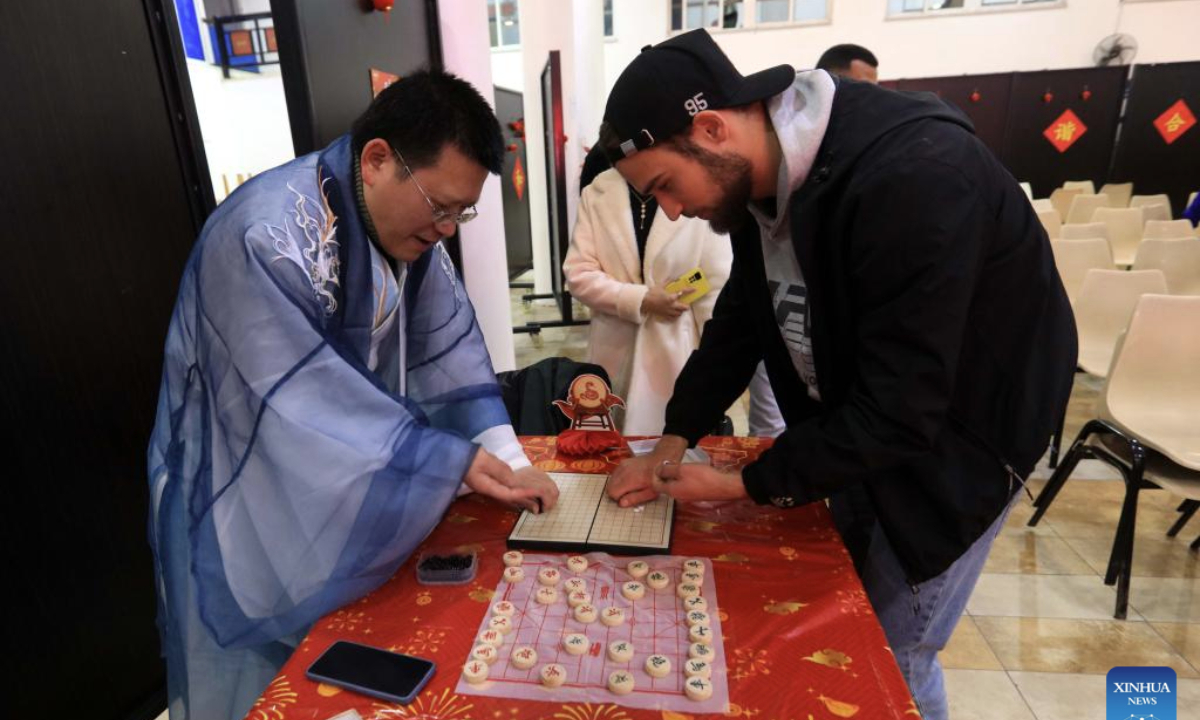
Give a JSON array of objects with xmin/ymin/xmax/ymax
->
[{"xmin": 472, "ymin": 425, "xmax": 532, "ymax": 471}]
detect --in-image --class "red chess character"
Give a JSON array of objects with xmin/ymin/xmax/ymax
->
[
  {"xmin": 518, "ymin": 649, "xmax": 532, "ymax": 659},
  {"xmin": 547, "ymin": 666, "xmax": 562, "ymax": 676},
  {"xmin": 470, "ymin": 662, "xmax": 482, "ymax": 673},
  {"xmin": 606, "ymin": 608, "xmax": 621, "ymax": 616}
]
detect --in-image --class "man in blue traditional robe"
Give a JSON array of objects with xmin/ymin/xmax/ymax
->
[{"xmin": 147, "ymin": 70, "xmax": 558, "ymax": 720}]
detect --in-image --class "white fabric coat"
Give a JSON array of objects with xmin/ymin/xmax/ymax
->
[{"xmin": 564, "ymin": 168, "xmax": 732, "ymax": 435}]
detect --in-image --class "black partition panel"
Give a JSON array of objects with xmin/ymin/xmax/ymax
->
[
  {"xmin": 496, "ymin": 87, "xmax": 534, "ymax": 278},
  {"xmin": 0, "ymin": 0, "xmax": 205, "ymax": 716},
  {"xmin": 271, "ymin": 0, "xmax": 437, "ymax": 155},
  {"xmin": 1111, "ymin": 61, "xmax": 1200, "ymax": 215},
  {"xmin": 542, "ymin": 52, "xmax": 572, "ymax": 319},
  {"xmin": 1001, "ymin": 67, "xmax": 1127, "ymax": 199},
  {"xmin": 896, "ymin": 73, "xmax": 1013, "ymax": 159}
]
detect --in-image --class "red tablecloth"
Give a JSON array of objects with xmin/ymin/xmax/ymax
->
[{"xmin": 245, "ymin": 437, "xmax": 918, "ymax": 720}]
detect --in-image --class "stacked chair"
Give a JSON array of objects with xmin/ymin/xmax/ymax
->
[
  {"xmin": 1065, "ymin": 194, "xmax": 1111, "ymax": 224},
  {"xmin": 1130, "ymin": 194, "xmax": 1172, "ymax": 224},
  {"xmin": 1133, "ymin": 240, "xmax": 1200, "ymax": 296},
  {"xmin": 1099, "ymin": 182, "xmax": 1134, "ymax": 209},
  {"xmin": 1091, "ymin": 207, "xmax": 1145, "ymax": 266},
  {"xmin": 1029, "ymin": 294, "xmax": 1200, "ymax": 619}
]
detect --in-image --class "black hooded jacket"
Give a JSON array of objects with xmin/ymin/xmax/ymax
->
[{"xmin": 663, "ymin": 79, "xmax": 1077, "ymax": 583}]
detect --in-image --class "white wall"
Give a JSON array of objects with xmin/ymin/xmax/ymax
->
[{"xmin": 602, "ymin": 0, "xmax": 1200, "ymax": 89}]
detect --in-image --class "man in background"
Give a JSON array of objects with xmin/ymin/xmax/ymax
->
[{"xmin": 816, "ymin": 43, "xmax": 879, "ymax": 83}]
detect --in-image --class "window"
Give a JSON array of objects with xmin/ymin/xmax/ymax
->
[
  {"xmin": 604, "ymin": 0, "xmax": 614, "ymax": 37},
  {"xmin": 887, "ymin": 0, "xmax": 1059, "ymax": 16},
  {"xmin": 488, "ymin": 0, "xmax": 520, "ymax": 49},
  {"xmin": 670, "ymin": 0, "xmax": 828, "ymax": 31}
]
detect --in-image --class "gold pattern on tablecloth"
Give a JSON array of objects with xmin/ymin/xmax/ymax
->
[
  {"xmin": 801, "ymin": 649, "xmax": 852, "ymax": 671},
  {"xmin": 717, "ymin": 609, "xmax": 729, "ymax": 622},
  {"xmin": 456, "ymin": 543, "xmax": 486, "ymax": 555},
  {"xmin": 763, "ymin": 599, "xmax": 808, "ymax": 615},
  {"xmin": 246, "ymin": 676, "xmax": 297, "ymax": 720},
  {"xmin": 468, "ymin": 584, "xmax": 494, "ymax": 603},
  {"xmin": 316, "ymin": 683, "xmax": 342, "ymax": 697},
  {"xmin": 325, "ymin": 609, "xmax": 369, "ymax": 633},
  {"xmin": 417, "ymin": 590, "xmax": 433, "ymax": 606},
  {"xmin": 778, "ymin": 546, "xmax": 797, "ymax": 562},
  {"xmin": 904, "ymin": 700, "xmax": 922, "ymax": 716},
  {"xmin": 730, "ymin": 647, "xmax": 771, "ymax": 680},
  {"xmin": 714, "ymin": 552, "xmax": 749, "ymax": 563},
  {"xmin": 399, "ymin": 627, "xmax": 448, "ymax": 656},
  {"xmin": 686, "ymin": 520, "xmax": 721, "ymax": 533},
  {"xmin": 662, "ymin": 711, "xmax": 693, "ymax": 720},
  {"xmin": 554, "ymin": 704, "xmax": 632, "ymax": 720},
  {"xmin": 722, "ymin": 704, "xmax": 760, "ymax": 717},
  {"xmin": 534, "ymin": 459, "xmax": 567, "ymax": 471},
  {"xmin": 446, "ymin": 513, "xmax": 477, "ymax": 524},
  {"xmin": 571, "ymin": 458, "xmax": 607, "ymax": 473},
  {"xmin": 814, "ymin": 694, "xmax": 860, "ymax": 718},
  {"xmin": 835, "ymin": 589, "xmax": 871, "ymax": 617},
  {"xmin": 367, "ymin": 688, "xmax": 474, "ymax": 720}
]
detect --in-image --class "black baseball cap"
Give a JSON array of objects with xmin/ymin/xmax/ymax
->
[{"xmin": 603, "ymin": 29, "xmax": 795, "ymax": 159}]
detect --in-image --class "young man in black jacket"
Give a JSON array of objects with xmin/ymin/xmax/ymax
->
[{"xmin": 602, "ymin": 30, "xmax": 1076, "ymax": 720}]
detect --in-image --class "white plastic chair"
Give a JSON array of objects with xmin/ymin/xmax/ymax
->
[
  {"xmin": 1130, "ymin": 194, "xmax": 1172, "ymax": 223},
  {"xmin": 1036, "ymin": 208, "xmax": 1062, "ymax": 239},
  {"xmin": 1143, "ymin": 219, "xmax": 1194, "ymax": 240},
  {"xmin": 1092, "ymin": 207, "xmax": 1145, "ymax": 266},
  {"xmin": 1066, "ymin": 194, "xmax": 1111, "ymax": 224},
  {"xmin": 1031, "ymin": 294, "xmax": 1200, "ymax": 618},
  {"xmin": 1051, "ymin": 238, "xmax": 1114, "ymax": 304},
  {"xmin": 1062, "ymin": 180, "xmax": 1096, "ymax": 195},
  {"xmin": 1031, "ymin": 198, "xmax": 1054, "ymax": 213},
  {"xmin": 1099, "ymin": 182, "xmax": 1134, "ymax": 209},
  {"xmin": 1019, "ymin": 182, "xmax": 1033, "ymax": 201},
  {"xmin": 1133, "ymin": 239, "xmax": 1200, "ymax": 295},
  {"xmin": 1050, "ymin": 187, "xmax": 1083, "ymax": 222},
  {"xmin": 1073, "ymin": 269, "xmax": 1167, "ymax": 377},
  {"xmin": 1060, "ymin": 222, "xmax": 1111, "ymax": 243}
]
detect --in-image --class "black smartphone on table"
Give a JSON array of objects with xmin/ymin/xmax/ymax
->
[{"xmin": 307, "ymin": 640, "xmax": 437, "ymax": 704}]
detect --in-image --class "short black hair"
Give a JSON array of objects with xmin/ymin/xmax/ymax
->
[
  {"xmin": 351, "ymin": 68, "xmax": 504, "ymax": 175},
  {"xmin": 816, "ymin": 44, "xmax": 878, "ymax": 73}
]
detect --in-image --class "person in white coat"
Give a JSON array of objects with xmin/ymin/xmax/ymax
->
[{"xmin": 564, "ymin": 167, "xmax": 732, "ymax": 436}]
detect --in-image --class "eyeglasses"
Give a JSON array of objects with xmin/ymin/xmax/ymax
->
[{"xmin": 391, "ymin": 146, "xmax": 479, "ymax": 225}]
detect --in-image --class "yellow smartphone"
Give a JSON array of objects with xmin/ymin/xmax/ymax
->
[{"xmin": 665, "ymin": 267, "xmax": 710, "ymax": 305}]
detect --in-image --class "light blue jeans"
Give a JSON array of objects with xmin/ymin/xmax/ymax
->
[{"xmin": 836, "ymin": 495, "xmax": 1016, "ymax": 720}]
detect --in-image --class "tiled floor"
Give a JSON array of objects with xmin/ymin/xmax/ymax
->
[{"xmin": 511, "ymin": 282, "xmax": 1200, "ymax": 719}]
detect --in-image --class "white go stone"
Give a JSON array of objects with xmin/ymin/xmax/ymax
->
[
  {"xmin": 644, "ymin": 654, "xmax": 671, "ymax": 678},
  {"xmin": 684, "ymin": 658, "xmax": 712, "ymax": 678},
  {"xmin": 573, "ymin": 603, "xmax": 598, "ymax": 624},
  {"xmin": 462, "ymin": 660, "xmax": 489, "ymax": 684},
  {"xmin": 688, "ymin": 642, "xmax": 713, "ymax": 660},
  {"xmin": 677, "ymin": 582, "xmax": 701, "ymax": 599},
  {"xmin": 683, "ymin": 596, "xmax": 708, "ymax": 613},
  {"xmin": 600, "ymin": 606, "xmax": 626, "ymax": 627},
  {"xmin": 607, "ymin": 639, "xmax": 634, "ymax": 663},
  {"xmin": 608, "ymin": 670, "xmax": 635, "ymax": 695},
  {"xmin": 478, "ymin": 629, "xmax": 505, "ymax": 648},
  {"xmin": 684, "ymin": 676, "xmax": 714, "ymax": 701},
  {"xmin": 540, "ymin": 663, "xmax": 567, "ymax": 688},
  {"xmin": 564, "ymin": 577, "xmax": 588, "ymax": 593},
  {"xmin": 682, "ymin": 558, "xmax": 705, "ymax": 574},
  {"xmin": 471, "ymin": 644, "xmax": 498, "ymax": 665},
  {"xmin": 488, "ymin": 615, "xmax": 514, "ymax": 635},
  {"xmin": 688, "ymin": 624, "xmax": 712, "ymax": 643},
  {"xmin": 646, "ymin": 571, "xmax": 670, "ymax": 589},
  {"xmin": 622, "ymin": 581, "xmax": 645, "ymax": 600},
  {"xmin": 535, "ymin": 586, "xmax": 558, "ymax": 605},
  {"xmin": 491, "ymin": 600, "xmax": 515, "ymax": 617},
  {"xmin": 537, "ymin": 567, "xmax": 561, "ymax": 586},
  {"xmin": 626, "ymin": 560, "xmax": 649, "ymax": 578},
  {"xmin": 681, "ymin": 571, "xmax": 704, "ymax": 586},
  {"xmin": 503, "ymin": 566, "xmax": 524, "ymax": 583},
  {"xmin": 510, "ymin": 645, "xmax": 538, "ymax": 670},
  {"xmin": 567, "ymin": 591, "xmax": 592, "ymax": 608},
  {"xmin": 566, "ymin": 555, "xmax": 589, "ymax": 573},
  {"xmin": 562, "ymin": 633, "xmax": 589, "ymax": 655},
  {"xmin": 502, "ymin": 550, "xmax": 524, "ymax": 567},
  {"xmin": 685, "ymin": 611, "xmax": 711, "ymax": 628}
]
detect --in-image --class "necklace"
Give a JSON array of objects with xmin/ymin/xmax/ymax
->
[{"xmin": 629, "ymin": 187, "xmax": 652, "ymax": 231}]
